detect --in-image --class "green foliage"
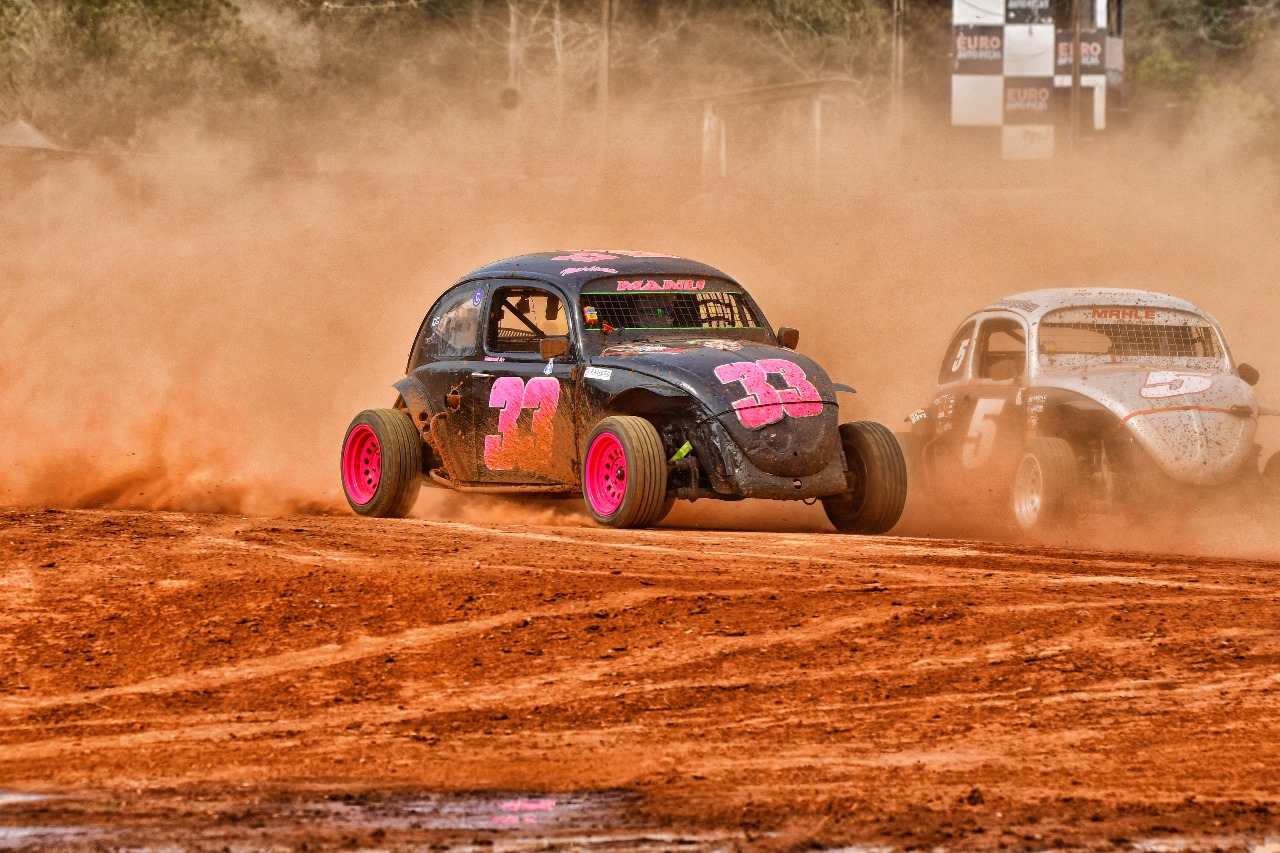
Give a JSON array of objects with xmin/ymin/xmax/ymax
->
[
  {"xmin": 0, "ymin": 0, "xmax": 275, "ymax": 143},
  {"xmin": 1133, "ymin": 47, "xmax": 1199, "ymax": 98},
  {"xmin": 747, "ymin": 0, "xmax": 894, "ymax": 76},
  {"xmin": 1200, "ymin": 80, "xmax": 1276, "ymax": 120},
  {"xmin": 0, "ymin": 0, "xmax": 1277, "ymax": 147}
]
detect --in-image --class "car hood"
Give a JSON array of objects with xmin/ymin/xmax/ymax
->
[
  {"xmin": 1037, "ymin": 366, "xmax": 1257, "ymax": 486},
  {"xmin": 591, "ymin": 338, "xmax": 841, "ymax": 477}
]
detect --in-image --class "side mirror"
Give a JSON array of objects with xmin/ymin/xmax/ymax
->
[
  {"xmin": 777, "ymin": 327, "xmax": 800, "ymax": 350},
  {"xmin": 539, "ymin": 337, "xmax": 569, "ymax": 360},
  {"xmin": 1239, "ymin": 363, "xmax": 1260, "ymax": 386}
]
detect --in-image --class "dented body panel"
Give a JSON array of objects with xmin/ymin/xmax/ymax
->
[
  {"xmin": 1035, "ymin": 368, "xmax": 1256, "ymax": 486},
  {"xmin": 908, "ymin": 287, "xmax": 1263, "ymax": 516}
]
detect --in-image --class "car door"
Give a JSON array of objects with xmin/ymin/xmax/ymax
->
[
  {"xmin": 954, "ymin": 312, "xmax": 1029, "ymax": 503},
  {"xmin": 924, "ymin": 319, "xmax": 976, "ymax": 503},
  {"xmin": 470, "ymin": 282, "xmax": 580, "ymax": 485},
  {"xmin": 406, "ymin": 281, "xmax": 489, "ymax": 482}
]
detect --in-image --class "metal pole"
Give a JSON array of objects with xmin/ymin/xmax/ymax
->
[
  {"xmin": 1070, "ymin": 0, "xmax": 1083, "ymax": 150},
  {"xmin": 812, "ymin": 95, "xmax": 823, "ymax": 183},
  {"xmin": 718, "ymin": 111, "xmax": 727, "ymax": 178},
  {"xmin": 598, "ymin": 0, "xmax": 612, "ymax": 135},
  {"xmin": 890, "ymin": 0, "xmax": 905, "ymax": 136},
  {"xmin": 508, "ymin": 0, "xmax": 519, "ymax": 90}
]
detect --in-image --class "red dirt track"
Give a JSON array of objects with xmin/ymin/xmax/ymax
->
[{"xmin": 2, "ymin": 508, "xmax": 1279, "ymax": 850}]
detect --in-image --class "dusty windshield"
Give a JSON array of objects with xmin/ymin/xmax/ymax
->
[
  {"xmin": 579, "ymin": 284, "xmax": 770, "ymax": 350},
  {"xmin": 1038, "ymin": 307, "xmax": 1227, "ymax": 370}
]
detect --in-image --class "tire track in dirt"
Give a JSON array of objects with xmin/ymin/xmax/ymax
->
[
  {"xmin": 0, "ymin": 588, "xmax": 667, "ymax": 715},
  {"xmin": 11, "ymin": 596, "xmax": 1272, "ymax": 769},
  {"xmin": 4, "ymin": 509, "xmax": 1280, "ymax": 851},
  {"xmin": 430, "ymin": 521, "xmax": 1267, "ymax": 594},
  {"xmin": 0, "ymin": 604, "xmax": 898, "ymax": 758}
]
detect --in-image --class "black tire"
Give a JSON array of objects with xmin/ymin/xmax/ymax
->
[
  {"xmin": 823, "ymin": 421, "xmax": 908, "ymax": 535},
  {"xmin": 341, "ymin": 408, "xmax": 424, "ymax": 518},
  {"xmin": 653, "ymin": 497, "xmax": 677, "ymax": 525},
  {"xmin": 891, "ymin": 430, "xmax": 936, "ymax": 534},
  {"xmin": 1011, "ymin": 436, "xmax": 1078, "ymax": 532},
  {"xmin": 582, "ymin": 416, "xmax": 668, "ymax": 529},
  {"xmin": 1264, "ymin": 452, "xmax": 1280, "ymax": 494}
]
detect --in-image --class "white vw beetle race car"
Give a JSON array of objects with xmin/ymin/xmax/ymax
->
[{"xmin": 903, "ymin": 288, "xmax": 1276, "ymax": 532}]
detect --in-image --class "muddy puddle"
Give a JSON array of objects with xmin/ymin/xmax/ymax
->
[
  {"xmin": 330, "ymin": 790, "xmax": 632, "ymax": 831},
  {"xmin": 0, "ymin": 794, "xmax": 47, "ymax": 807},
  {"xmin": 0, "ymin": 789, "xmax": 739, "ymax": 851},
  {"xmin": 3, "ymin": 789, "xmax": 1280, "ymax": 851}
]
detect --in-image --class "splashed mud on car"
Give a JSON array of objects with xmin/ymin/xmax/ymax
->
[{"xmin": 902, "ymin": 288, "xmax": 1278, "ymax": 535}]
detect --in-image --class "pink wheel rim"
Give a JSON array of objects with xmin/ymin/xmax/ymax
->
[
  {"xmin": 342, "ymin": 424, "xmax": 381, "ymax": 505},
  {"xmin": 584, "ymin": 432, "xmax": 627, "ymax": 517}
]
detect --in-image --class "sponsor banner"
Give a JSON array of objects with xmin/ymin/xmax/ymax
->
[
  {"xmin": 586, "ymin": 277, "xmax": 739, "ymax": 294},
  {"xmin": 954, "ymin": 25, "xmax": 1004, "ymax": 74},
  {"xmin": 952, "ymin": 74, "xmax": 1004, "ymax": 126},
  {"xmin": 1056, "ymin": 29, "xmax": 1106, "ymax": 74},
  {"xmin": 1044, "ymin": 307, "xmax": 1210, "ymax": 326},
  {"xmin": 1003, "ymin": 77, "xmax": 1059, "ymax": 125},
  {"xmin": 1006, "ymin": 0, "xmax": 1051, "ymax": 24},
  {"xmin": 1002, "ymin": 124, "xmax": 1054, "ymax": 160},
  {"xmin": 1004, "ymin": 24, "xmax": 1055, "ymax": 76},
  {"xmin": 1106, "ymin": 35, "xmax": 1124, "ymax": 91},
  {"xmin": 953, "ymin": 0, "xmax": 1005, "ymax": 26}
]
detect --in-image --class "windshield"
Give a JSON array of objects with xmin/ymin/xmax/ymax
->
[
  {"xmin": 1038, "ymin": 307, "xmax": 1227, "ymax": 370},
  {"xmin": 580, "ymin": 289, "xmax": 768, "ymax": 341}
]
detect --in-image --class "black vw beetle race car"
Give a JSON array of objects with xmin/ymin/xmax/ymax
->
[{"xmin": 341, "ymin": 251, "xmax": 906, "ymax": 532}]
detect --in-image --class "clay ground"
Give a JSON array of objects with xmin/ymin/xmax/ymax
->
[{"xmin": 2, "ymin": 508, "xmax": 1279, "ymax": 851}]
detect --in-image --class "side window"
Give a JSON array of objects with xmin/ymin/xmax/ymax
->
[
  {"xmin": 938, "ymin": 321, "xmax": 976, "ymax": 384},
  {"xmin": 488, "ymin": 286, "xmax": 568, "ymax": 355},
  {"xmin": 975, "ymin": 318, "xmax": 1028, "ymax": 381},
  {"xmin": 415, "ymin": 287, "xmax": 483, "ymax": 364}
]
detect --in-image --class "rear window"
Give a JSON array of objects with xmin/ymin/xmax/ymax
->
[{"xmin": 1038, "ymin": 307, "xmax": 1226, "ymax": 368}]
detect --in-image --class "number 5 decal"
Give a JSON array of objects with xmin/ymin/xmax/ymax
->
[
  {"xmin": 962, "ymin": 398, "xmax": 1005, "ymax": 469},
  {"xmin": 484, "ymin": 377, "xmax": 561, "ymax": 470},
  {"xmin": 714, "ymin": 359, "xmax": 823, "ymax": 429}
]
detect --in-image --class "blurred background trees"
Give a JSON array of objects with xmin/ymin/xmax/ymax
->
[{"xmin": 0, "ymin": 0, "xmax": 1275, "ymax": 148}]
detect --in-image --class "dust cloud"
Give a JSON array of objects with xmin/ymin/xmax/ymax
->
[{"xmin": 2, "ymin": 26, "xmax": 1279, "ymax": 555}]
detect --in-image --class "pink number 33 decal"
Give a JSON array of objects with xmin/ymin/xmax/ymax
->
[
  {"xmin": 484, "ymin": 377, "xmax": 561, "ymax": 470},
  {"xmin": 713, "ymin": 359, "xmax": 823, "ymax": 429}
]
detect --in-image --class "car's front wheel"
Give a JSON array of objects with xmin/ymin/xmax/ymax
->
[
  {"xmin": 823, "ymin": 421, "xmax": 908, "ymax": 535},
  {"xmin": 341, "ymin": 408, "xmax": 424, "ymax": 518},
  {"xmin": 582, "ymin": 416, "xmax": 669, "ymax": 529},
  {"xmin": 1012, "ymin": 436, "xmax": 1078, "ymax": 532}
]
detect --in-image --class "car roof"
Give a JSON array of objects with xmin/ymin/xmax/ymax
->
[
  {"xmin": 456, "ymin": 251, "xmax": 738, "ymax": 292},
  {"xmin": 976, "ymin": 288, "xmax": 1214, "ymax": 325}
]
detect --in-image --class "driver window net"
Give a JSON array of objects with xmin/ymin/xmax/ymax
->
[{"xmin": 581, "ymin": 292, "xmax": 761, "ymax": 330}]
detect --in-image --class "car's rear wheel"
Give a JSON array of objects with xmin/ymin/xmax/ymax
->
[
  {"xmin": 1012, "ymin": 436, "xmax": 1078, "ymax": 532},
  {"xmin": 823, "ymin": 421, "xmax": 908, "ymax": 535},
  {"xmin": 582, "ymin": 416, "xmax": 668, "ymax": 529},
  {"xmin": 341, "ymin": 408, "xmax": 423, "ymax": 518}
]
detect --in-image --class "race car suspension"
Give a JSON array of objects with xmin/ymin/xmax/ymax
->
[{"xmin": 661, "ymin": 422, "xmax": 704, "ymax": 499}]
